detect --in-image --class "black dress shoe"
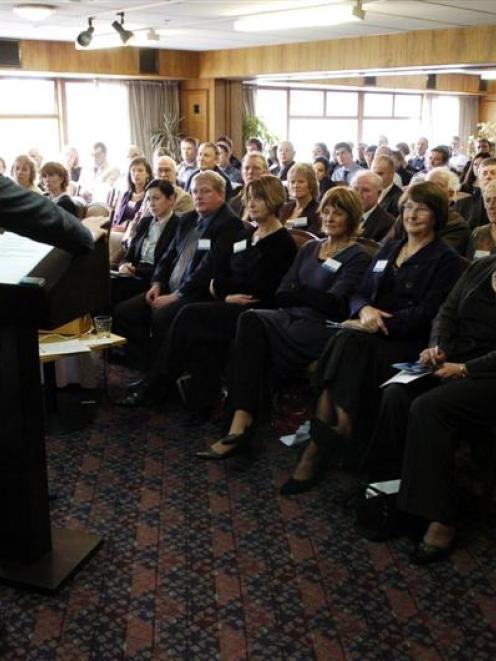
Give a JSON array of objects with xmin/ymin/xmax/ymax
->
[
  {"xmin": 195, "ymin": 429, "xmax": 252, "ymax": 461},
  {"xmin": 114, "ymin": 389, "xmax": 152, "ymax": 407},
  {"xmin": 279, "ymin": 475, "xmax": 320, "ymax": 496},
  {"xmin": 410, "ymin": 540, "xmax": 453, "ymax": 565}
]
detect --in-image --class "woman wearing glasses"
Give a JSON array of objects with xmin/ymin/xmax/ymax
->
[{"xmin": 282, "ymin": 182, "xmax": 462, "ymax": 495}]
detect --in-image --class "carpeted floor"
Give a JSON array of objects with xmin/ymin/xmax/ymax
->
[{"xmin": 1, "ymin": 373, "xmax": 496, "ymax": 660}]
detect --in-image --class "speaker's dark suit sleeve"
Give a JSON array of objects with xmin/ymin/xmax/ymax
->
[{"xmin": 0, "ymin": 174, "xmax": 93, "ymax": 255}]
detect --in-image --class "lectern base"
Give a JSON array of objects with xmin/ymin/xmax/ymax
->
[{"xmin": 0, "ymin": 527, "xmax": 103, "ymax": 594}]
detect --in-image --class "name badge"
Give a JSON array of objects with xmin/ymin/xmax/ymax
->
[
  {"xmin": 286, "ymin": 217, "xmax": 308, "ymax": 229},
  {"xmin": 474, "ymin": 249, "xmax": 490, "ymax": 260},
  {"xmin": 233, "ymin": 239, "xmax": 247, "ymax": 253},
  {"xmin": 198, "ymin": 238, "xmax": 211, "ymax": 251},
  {"xmin": 322, "ymin": 258, "xmax": 342, "ymax": 273},
  {"xmin": 373, "ymin": 259, "xmax": 388, "ymax": 273}
]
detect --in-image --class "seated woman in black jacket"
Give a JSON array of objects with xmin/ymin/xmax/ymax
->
[
  {"xmin": 283, "ymin": 182, "xmax": 463, "ymax": 494},
  {"xmin": 119, "ymin": 174, "xmax": 296, "ymax": 410},
  {"xmin": 40, "ymin": 161, "xmax": 77, "ymax": 216},
  {"xmin": 369, "ymin": 256, "xmax": 496, "ymax": 564},
  {"xmin": 196, "ymin": 186, "xmax": 371, "ymax": 460},
  {"xmin": 111, "ymin": 179, "xmax": 179, "ymax": 306},
  {"xmin": 280, "ymin": 163, "xmax": 322, "ymax": 235}
]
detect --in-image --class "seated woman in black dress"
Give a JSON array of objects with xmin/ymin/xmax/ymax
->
[
  {"xmin": 371, "ymin": 255, "xmax": 496, "ymax": 564},
  {"xmin": 283, "ymin": 182, "xmax": 463, "ymax": 494},
  {"xmin": 196, "ymin": 186, "xmax": 372, "ymax": 460},
  {"xmin": 280, "ymin": 163, "xmax": 322, "ymax": 235},
  {"xmin": 111, "ymin": 179, "xmax": 179, "ymax": 306},
  {"xmin": 40, "ymin": 161, "xmax": 77, "ymax": 216},
  {"xmin": 119, "ymin": 174, "xmax": 296, "ymax": 409}
]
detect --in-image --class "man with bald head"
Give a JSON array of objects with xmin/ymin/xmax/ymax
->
[
  {"xmin": 351, "ymin": 170, "xmax": 395, "ymax": 242},
  {"xmin": 372, "ymin": 155, "xmax": 403, "ymax": 217},
  {"xmin": 229, "ymin": 151, "xmax": 268, "ymax": 218},
  {"xmin": 155, "ymin": 155, "xmax": 194, "ymax": 215},
  {"xmin": 408, "ymin": 136, "xmax": 429, "ymax": 172},
  {"xmin": 269, "ymin": 140, "xmax": 295, "ymax": 181}
]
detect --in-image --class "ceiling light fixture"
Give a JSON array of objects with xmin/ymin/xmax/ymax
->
[
  {"xmin": 234, "ymin": 0, "xmax": 365, "ymax": 32},
  {"xmin": 112, "ymin": 12, "xmax": 135, "ymax": 45},
  {"xmin": 76, "ymin": 17, "xmax": 95, "ymax": 47},
  {"xmin": 13, "ymin": 3, "xmax": 55, "ymax": 21}
]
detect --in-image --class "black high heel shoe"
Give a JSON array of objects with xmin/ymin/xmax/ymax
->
[{"xmin": 195, "ymin": 428, "xmax": 253, "ymax": 461}]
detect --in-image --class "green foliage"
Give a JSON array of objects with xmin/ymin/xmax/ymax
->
[
  {"xmin": 151, "ymin": 110, "xmax": 183, "ymax": 161},
  {"xmin": 242, "ymin": 113, "xmax": 279, "ymax": 152}
]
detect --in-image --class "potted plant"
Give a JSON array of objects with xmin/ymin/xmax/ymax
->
[{"xmin": 151, "ymin": 109, "xmax": 183, "ymax": 161}]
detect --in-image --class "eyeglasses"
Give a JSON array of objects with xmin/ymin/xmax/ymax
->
[{"xmin": 402, "ymin": 203, "xmax": 432, "ymax": 217}]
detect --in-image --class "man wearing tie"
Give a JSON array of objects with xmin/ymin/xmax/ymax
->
[
  {"xmin": 331, "ymin": 142, "xmax": 363, "ymax": 184},
  {"xmin": 351, "ymin": 170, "xmax": 395, "ymax": 242},
  {"xmin": 114, "ymin": 171, "xmax": 242, "ymax": 380}
]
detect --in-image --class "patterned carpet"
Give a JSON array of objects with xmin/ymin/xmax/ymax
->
[{"xmin": 1, "ymin": 373, "xmax": 496, "ymax": 660}]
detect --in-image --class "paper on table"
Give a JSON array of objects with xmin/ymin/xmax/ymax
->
[
  {"xmin": 39, "ymin": 339, "xmax": 91, "ymax": 356},
  {"xmin": 0, "ymin": 231, "xmax": 52, "ymax": 284},
  {"xmin": 380, "ymin": 369, "xmax": 430, "ymax": 387}
]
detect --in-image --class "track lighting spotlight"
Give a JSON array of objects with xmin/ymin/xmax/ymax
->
[
  {"xmin": 112, "ymin": 12, "xmax": 134, "ymax": 45},
  {"xmin": 76, "ymin": 17, "xmax": 94, "ymax": 47}
]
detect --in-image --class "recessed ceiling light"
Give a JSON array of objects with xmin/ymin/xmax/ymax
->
[{"xmin": 13, "ymin": 3, "xmax": 55, "ymax": 21}]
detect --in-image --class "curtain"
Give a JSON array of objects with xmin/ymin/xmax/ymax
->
[
  {"xmin": 458, "ymin": 95, "xmax": 479, "ymax": 147},
  {"xmin": 127, "ymin": 80, "xmax": 179, "ymax": 163},
  {"xmin": 420, "ymin": 94, "xmax": 434, "ymax": 143},
  {"xmin": 242, "ymin": 84, "xmax": 257, "ymax": 118}
]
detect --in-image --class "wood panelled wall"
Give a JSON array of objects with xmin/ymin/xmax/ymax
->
[
  {"xmin": 17, "ymin": 39, "xmax": 198, "ymax": 78},
  {"xmin": 199, "ymin": 24, "xmax": 496, "ymax": 79}
]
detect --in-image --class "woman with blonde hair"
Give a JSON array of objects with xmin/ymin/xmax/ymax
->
[
  {"xmin": 280, "ymin": 162, "xmax": 322, "ymax": 235},
  {"xmin": 196, "ymin": 186, "xmax": 372, "ymax": 459},
  {"xmin": 11, "ymin": 154, "xmax": 40, "ymax": 193}
]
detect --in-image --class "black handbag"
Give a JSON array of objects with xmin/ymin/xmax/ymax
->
[{"xmin": 352, "ymin": 483, "xmax": 400, "ymax": 542}]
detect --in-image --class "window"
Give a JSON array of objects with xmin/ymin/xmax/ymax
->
[
  {"xmin": 0, "ymin": 78, "xmax": 60, "ymax": 167},
  {"xmin": 364, "ymin": 92, "xmax": 393, "ymax": 117},
  {"xmin": 290, "ymin": 89, "xmax": 324, "ymax": 116},
  {"xmin": 255, "ymin": 86, "xmax": 440, "ymax": 156},
  {"xmin": 255, "ymin": 88, "xmax": 287, "ymax": 143},
  {"xmin": 289, "ymin": 118, "xmax": 358, "ymax": 161},
  {"xmin": 65, "ymin": 80, "xmax": 130, "ymax": 170},
  {"xmin": 326, "ymin": 91, "xmax": 358, "ymax": 116}
]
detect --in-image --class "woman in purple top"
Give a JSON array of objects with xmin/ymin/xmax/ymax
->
[{"xmin": 112, "ymin": 157, "xmax": 152, "ymax": 231}]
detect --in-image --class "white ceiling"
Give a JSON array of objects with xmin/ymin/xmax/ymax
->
[{"xmin": 0, "ymin": 0, "xmax": 495, "ymax": 52}]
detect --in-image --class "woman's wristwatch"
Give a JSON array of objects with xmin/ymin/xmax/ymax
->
[{"xmin": 459, "ymin": 363, "xmax": 468, "ymax": 378}]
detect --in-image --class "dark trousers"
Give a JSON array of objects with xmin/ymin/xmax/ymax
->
[
  {"xmin": 230, "ymin": 310, "xmax": 272, "ymax": 418},
  {"xmin": 153, "ymin": 301, "xmax": 247, "ymax": 410},
  {"xmin": 388, "ymin": 377, "xmax": 496, "ymax": 524},
  {"xmin": 114, "ymin": 292, "xmax": 192, "ymax": 369}
]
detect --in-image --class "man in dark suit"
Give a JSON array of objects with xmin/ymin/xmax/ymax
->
[
  {"xmin": 372, "ymin": 155, "xmax": 403, "ymax": 217},
  {"xmin": 351, "ymin": 170, "xmax": 395, "ymax": 242},
  {"xmin": 269, "ymin": 141, "xmax": 296, "ymax": 181},
  {"xmin": 229, "ymin": 151, "xmax": 268, "ymax": 218},
  {"xmin": 114, "ymin": 171, "xmax": 242, "ymax": 398},
  {"xmin": 185, "ymin": 142, "xmax": 233, "ymax": 199},
  {"xmin": 0, "ymin": 173, "xmax": 93, "ymax": 255}
]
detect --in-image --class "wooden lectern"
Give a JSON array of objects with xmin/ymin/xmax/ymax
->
[{"xmin": 0, "ymin": 218, "xmax": 109, "ymax": 593}]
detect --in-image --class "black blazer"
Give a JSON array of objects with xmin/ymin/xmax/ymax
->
[
  {"xmin": 430, "ymin": 255, "xmax": 496, "ymax": 375},
  {"xmin": 361, "ymin": 205, "xmax": 395, "ymax": 242},
  {"xmin": 379, "ymin": 184, "xmax": 403, "ymax": 217},
  {"xmin": 152, "ymin": 203, "xmax": 242, "ymax": 300},
  {"xmin": 0, "ymin": 174, "xmax": 93, "ymax": 255},
  {"xmin": 280, "ymin": 199, "xmax": 322, "ymax": 236},
  {"xmin": 123, "ymin": 213, "xmax": 179, "ymax": 279},
  {"xmin": 350, "ymin": 239, "xmax": 462, "ymax": 340}
]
